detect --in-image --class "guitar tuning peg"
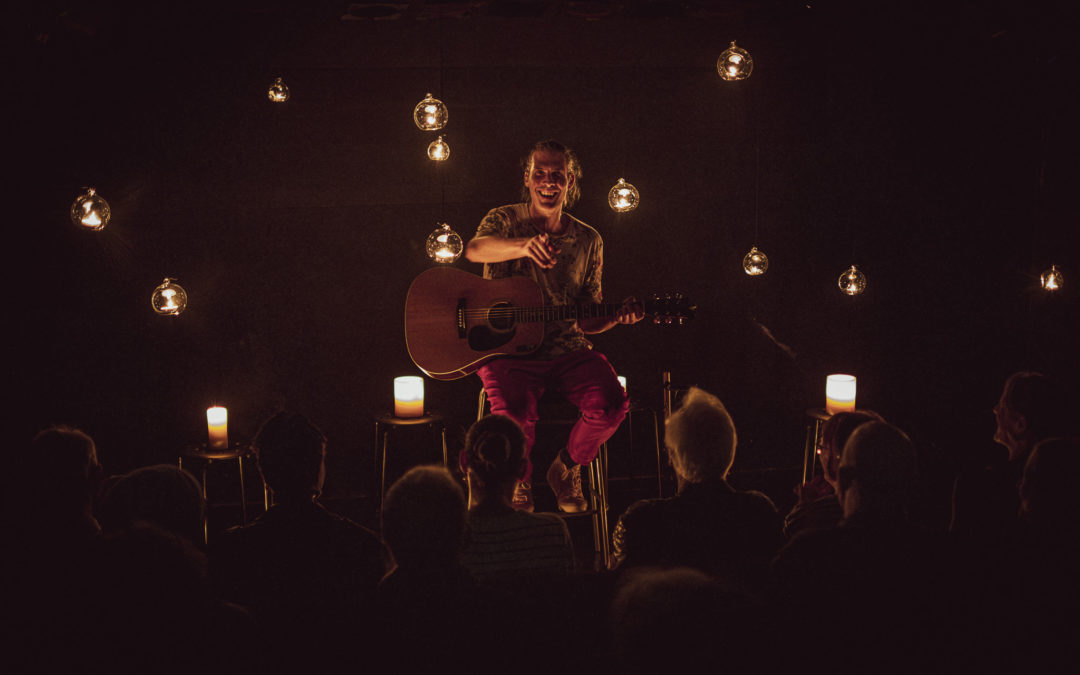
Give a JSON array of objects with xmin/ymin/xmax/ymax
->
[{"xmin": 653, "ymin": 316, "xmax": 662, "ymax": 325}]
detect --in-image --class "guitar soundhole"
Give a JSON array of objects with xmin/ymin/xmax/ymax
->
[{"xmin": 487, "ymin": 302, "xmax": 516, "ymax": 331}]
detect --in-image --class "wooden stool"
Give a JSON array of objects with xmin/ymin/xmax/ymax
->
[{"xmin": 178, "ymin": 443, "xmax": 269, "ymax": 545}]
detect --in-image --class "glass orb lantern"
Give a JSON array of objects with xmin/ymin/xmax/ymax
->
[
  {"xmin": 267, "ymin": 77, "xmax": 290, "ymax": 102},
  {"xmin": 608, "ymin": 178, "xmax": 640, "ymax": 212},
  {"xmin": 838, "ymin": 265, "xmax": 867, "ymax": 296},
  {"xmin": 426, "ymin": 223, "xmax": 463, "ymax": 263},
  {"xmin": 743, "ymin": 246, "xmax": 769, "ymax": 276},
  {"xmin": 717, "ymin": 41, "xmax": 753, "ymax": 81},
  {"xmin": 427, "ymin": 135, "xmax": 450, "ymax": 161},
  {"xmin": 70, "ymin": 188, "xmax": 110, "ymax": 231},
  {"xmin": 414, "ymin": 93, "xmax": 448, "ymax": 131},
  {"xmin": 1040, "ymin": 264, "xmax": 1063, "ymax": 291},
  {"xmin": 151, "ymin": 278, "xmax": 188, "ymax": 316}
]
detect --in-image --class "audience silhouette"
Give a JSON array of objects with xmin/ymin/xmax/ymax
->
[{"xmin": 612, "ymin": 386, "xmax": 784, "ymax": 596}]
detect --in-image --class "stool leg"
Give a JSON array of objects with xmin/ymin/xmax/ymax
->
[
  {"xmin": 201, "ymin": 461, "xmax": 209, "ymax": 547},
  {"xmin": 598, "ymin": 442, "xmax": 611, "ymax": 568},
  {"xmin": 237, "ymin": 455, "xmax": 248, "ymax": 526},
  {"xmin": 587, "ymin": 458, "xmax": 602, "ymax": 570},
  {"xmin": 380, "ymin": 427, "xmax": 391, "ymax": 509}
]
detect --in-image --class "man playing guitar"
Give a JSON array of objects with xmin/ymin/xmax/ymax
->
[{"xmin": 463, "ymin": 139, "xmax": 643, "ymax": 513}]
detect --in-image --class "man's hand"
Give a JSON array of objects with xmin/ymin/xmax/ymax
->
[
  {"xmin": 523, "ymin": 233, "xmax": 560, "ymax": 269},
  {"xmin": 616, "ymin": 296, "xmax": 645, "ymax": 325}
]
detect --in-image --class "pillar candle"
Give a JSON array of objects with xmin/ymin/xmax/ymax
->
[
  {"xmin": 207, "ymin": 406, "xmax": 228, "ymax": 450},
  {"xmin": 394, "ymin": 376, "xmax": 424, "ymax": 418},
  {"xmin": 825, "ymin": 374, "xmax": 857, "ymax": 414}
]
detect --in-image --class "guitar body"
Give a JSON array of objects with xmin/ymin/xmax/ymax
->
[{"xmin": 405, "ymin": 266, "xmax": 546, "ymax": 380}]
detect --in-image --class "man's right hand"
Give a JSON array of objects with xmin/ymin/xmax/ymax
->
[{"xmin": 523, "ymin": 233, "xmax": 560, "ymax": 269}]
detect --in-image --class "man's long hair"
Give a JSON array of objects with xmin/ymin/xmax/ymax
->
[{"xmin": 520, "ymin": 139, "xmax": 583, "ymax": 208}]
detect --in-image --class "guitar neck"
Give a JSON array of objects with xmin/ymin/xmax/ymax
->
[{"xmin": 516, "ymin": 302, "xmax": 623, "ymax": 323}]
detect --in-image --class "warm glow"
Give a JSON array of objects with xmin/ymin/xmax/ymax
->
[
  {"xmin": 617, "ymin": 375, "xmax": 627, "ymax": 392},
  {"xmin": 1041, "ymin": 265, "xmax": 1062, "ymax": 291},
  {"xmin": 394, "ymin": 376, "xmax": 424, "ymax": 418},
  {"xmin": 427, "ymin": 135, "xmax": 450, "ymax": 161},
  {"xmin": 71, "ymin": 188, "xmax": 110, "ymax": 231},
  {"xmin": 414, "ymin": 93, "xmax": 448, "ymax": 130},
  {"xmin": 743, "ymin": 246, "xmax": 769, "ymax": 276},
  {"xmin": 151, "ymin": 278, "xmax": 188, "ymax": 316},
  {"xmin": 267, "ymin": 77, "xmax": 290, "ymax": 103},
  {"xmin": 426, "ymin": 223, "xmax": 463, "ymax": 263},
  {"xmin": 717, "ymin": 41, "xmax": 753, "ymax": 81},
  {"xmin": 206, "ymin": 406, "xmax": 228, "ymax": 450},
  {"xmin": 826, "ymin": 374, "xmax": 857, "ymax": 414},
  {"xmin": 838, "ymin": 265, "xmax": 867, "ymax": 295},
  {"xmin": 608, "ymin": 178, "xmax": 640, "ymax": 212}
]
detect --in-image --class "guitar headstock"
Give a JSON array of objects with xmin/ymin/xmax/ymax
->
[{"xmin": 645, "ymin": 292, "xmax": 696, "ymax": 325}]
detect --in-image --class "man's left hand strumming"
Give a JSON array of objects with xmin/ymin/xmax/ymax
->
[{"xmin": 581, "ymin": 296, "xmax": 645, "ymax": 334}]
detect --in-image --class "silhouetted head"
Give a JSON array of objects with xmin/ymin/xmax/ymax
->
[
  {"xmin": 254, "ymin": 412, "xmax": 326, "ymax": 501},
  {"xmin": 23, "ymin": 425, "xmax": 102, "ymax": 518},
  {"xmin": 818, "ymin": 410, "xmax": 885, "ymax": 488},
  {"xmin": 521, "ymin": 139, "xmax": 582, "ymax": 209},
  {"xmin": 463, "ymin": 414, "xmax": 527, "ymax": 492},
  {"xmin": 1019, "ymin": 437, "xmax": 1080, "ymax": 529},
  {"xmin": 993, "ymin": 371, "xmax": 1073, "ymax": 461},
  {"xmin": 664, "ymin": 387, "xmax": 737, "ymax": 483},
  {"xmin": 382, "ymin": 465, "xmax": 466, "ymax": 568},
  {"xmin": 837, "ymin": 421, "xmax": 917, "ymax": 520},
  {"xmin": 98, "ymin": 464, "xmax": 205, "ymax": 545}
]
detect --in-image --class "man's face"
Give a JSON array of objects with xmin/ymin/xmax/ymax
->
[
  {"xmin": 993, "ymin": 386, "xmax": 1025, "ymax": 459},
  {"xmin": 524, "ymin": 149, "xmax": 573, "ymax": 212}
]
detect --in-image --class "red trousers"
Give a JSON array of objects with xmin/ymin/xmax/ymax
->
[{"xmin": 475, "ymin": 349, "xmax": 628, "ymax": 482}]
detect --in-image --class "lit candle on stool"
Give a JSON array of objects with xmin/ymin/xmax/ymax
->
[
  {"xmin": 825, "ymin": 374, "xmax": 857, "ymax": 414},
  {"xmin": 206, "ymin": 406, "xmax": 229, "ymax": 450},
  {"xmin": 394, "ymin": 376, "xmax": 424, "ymax": 418}
]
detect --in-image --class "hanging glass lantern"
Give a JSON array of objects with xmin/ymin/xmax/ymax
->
[
  {"xmin": 743, "ymin": 246, "xmax": 769, "ymax": 276},
  {"xmin": 717, "ymin": 41, "xmax": 753, "ymax": 81},
  {"xmin": 838, "ymin": 265, "xmax": 867, "ymax": 296},
  {"xmin": 151, "ymin": 278, "xmax": 188, "ymax": 316},
  {"xmin": 413, "ymin": 93, "xmax": 448, "ymax": 130},
  {"xmin": 70, "ymin": 187, "xmax": 110, "ymax": 231},
  {"xmin": 267, "ymin": 77, "xmax": 290, "ymax": 103},
  {"xmin": 427, "ymin": 135, "xmax": 450, "ymax": 161},
  {"xmin": 426, "ymin": 223, "xmax": 463, "ymax": 263},
  {"xmin": 1040, "ymin": 264, "xmax": 1063, "ymax": 291},
  {"xmin": 608, "ymin": 178, "xmax": 640, "ymax": 212}
]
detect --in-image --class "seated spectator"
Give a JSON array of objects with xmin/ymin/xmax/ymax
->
[
  {"xmin": 97, "ymin": 463, "xmax": 205, "ymax": 546},
  {"xmin": 784, "ymin": 409, "xmax": 883, "ymax": 538},
  {"xmin": 460, "ymin": 414, "xmax": 574, "ymax": 587},
  {"xmin": 211, "ymin": 412, "xmax": 385, "ymax": 669},
  {"xmin": 612, "ymin": 386, "xmax": 784, "ymax": 595},
  {"xmin": 8, "ymin": 425, "xmax": 103, "ymax": 546},
  {"xmin": 772, "ymin": 422, "xmax": 963, "ymax": 673},
  {"xmin": 609, "ymin": 567, "xmax": 771, "ymax": 675},
  {"xmin": 1009, "ymin": 437, "xmax": 1080, "ymax": 672},
  {"xmin": 88, "ymin": 523, "xmax": 254, "ymax": 675},
  {"xmin": 951, "ymin": 371, "xmax": 1073, "ymax": 545},
  {"xmin": 377, "ymin": 465, "xmax": 523, "ymax": 668},
  {"xmin": 4, "ymin": 426, "xmax": 104, "ymax": 671}
]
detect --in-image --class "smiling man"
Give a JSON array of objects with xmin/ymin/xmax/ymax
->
[{"xmin": 464, "ymin": 139, "xmax": 643, "ymax": 513}]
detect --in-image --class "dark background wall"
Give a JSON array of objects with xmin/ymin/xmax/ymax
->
[{"xmin": 12, "ymin": 1, "xmax": 1078, "ymax": 520}]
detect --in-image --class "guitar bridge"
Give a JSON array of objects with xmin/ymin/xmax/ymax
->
[{"xmin": 456, "ymin": 299, "xmax": 466, "ymax": 339}]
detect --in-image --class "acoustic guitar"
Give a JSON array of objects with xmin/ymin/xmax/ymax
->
[{"xmin": 405, "ymin": 266, "xmax": 694, "ymax": 380}]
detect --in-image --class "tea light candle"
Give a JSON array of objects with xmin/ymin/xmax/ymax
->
[
  {"xmin": 394, "ymin": 376, "xmax": 424, "ymax": 418},
  {"xmin": 206, "ymin": 406, "xmax": 228, "ymax": 450},
  {"xmin": 825, "ymin": 374, "xmax": 857, "ymax": 414}
]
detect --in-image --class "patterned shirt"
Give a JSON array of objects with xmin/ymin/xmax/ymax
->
[
  {"xmin": 460, "ymin": 510, "xmax": 575, "ymax": 585},
  {"xmin": 475, "ymin": 203, "xmax": 604, "ymax": 359}
]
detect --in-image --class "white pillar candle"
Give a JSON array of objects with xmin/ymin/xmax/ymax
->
[
  {"xmin": 825, "ymin": 374, "xmax": 857, "ymax": 414},
  {"xmin": 206, "ymin": 406, "xmax": 229, "ymax": 450},
  {"xmin": 394, "ymin": 376, "xmax": 424, "ymax": 418}
]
